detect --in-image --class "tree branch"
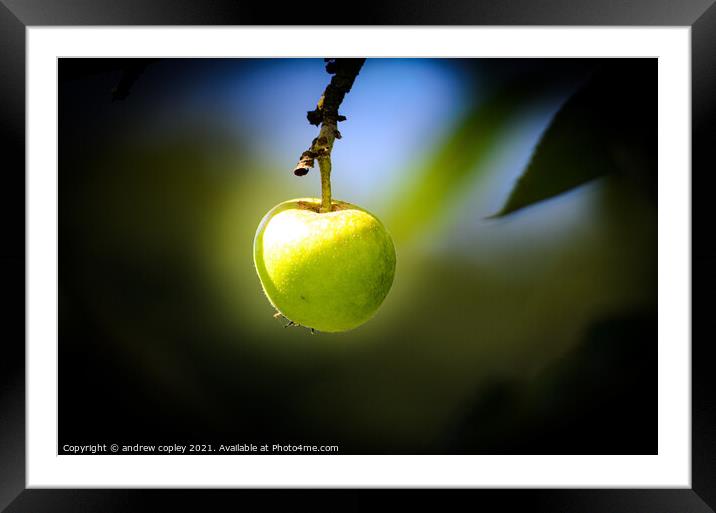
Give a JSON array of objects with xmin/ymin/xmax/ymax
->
[{"xmin": 293, "ymin": 58, "xmax": 366, "ymax": 213}]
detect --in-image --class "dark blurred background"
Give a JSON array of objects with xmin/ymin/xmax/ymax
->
[{"xmin": 58, "ymin": 58, "xmax": 656, "ymax": 454}]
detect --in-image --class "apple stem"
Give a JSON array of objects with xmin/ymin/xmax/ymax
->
[
  {"xmin": 293, "ymin": 59, "xmax": 366, "ymax": 212},
  {"xmin": 318, "ymin": 152, "xmax": 333, "ymax": 213}
]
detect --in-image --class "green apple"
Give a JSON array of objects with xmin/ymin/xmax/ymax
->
[{"xmin": 253, "ymin": 198, "xmax": 396, "ymax": 333}]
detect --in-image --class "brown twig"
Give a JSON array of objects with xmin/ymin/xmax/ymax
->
[{"xmin": 293, "ymin": 58, "xmax": 366, "ymax": 213}]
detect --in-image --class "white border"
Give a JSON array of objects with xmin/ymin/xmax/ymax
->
[{"xmin": 27, "ymin": 27, "xmax": 691, "ymax": 488}]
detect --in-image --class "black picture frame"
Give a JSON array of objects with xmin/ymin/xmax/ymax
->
[{"xmin": 1, "ymin": 1, "xmax": 713, "ymax": 511}]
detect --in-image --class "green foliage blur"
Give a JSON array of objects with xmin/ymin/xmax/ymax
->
[{"xmin": 59, "ymin": 58, "xmax": 656, "ymax": 454}]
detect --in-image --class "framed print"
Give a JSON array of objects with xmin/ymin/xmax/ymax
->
[{"xmin": 1, "ymin": 1, "xmax": 714, "ymax": 511}]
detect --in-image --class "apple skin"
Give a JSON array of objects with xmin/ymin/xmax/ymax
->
[{"xmin": 253, "ymin": 198, "xmax": 396, "ymax": 333}]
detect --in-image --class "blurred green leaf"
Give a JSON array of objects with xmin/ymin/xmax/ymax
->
[
  {"xmin": 492, "ymin": 61, "xmax": 657, "ymax": 217},
  {"xmin": 387, "ymin": 64, "xmax": 591, "ymax": 241}
]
